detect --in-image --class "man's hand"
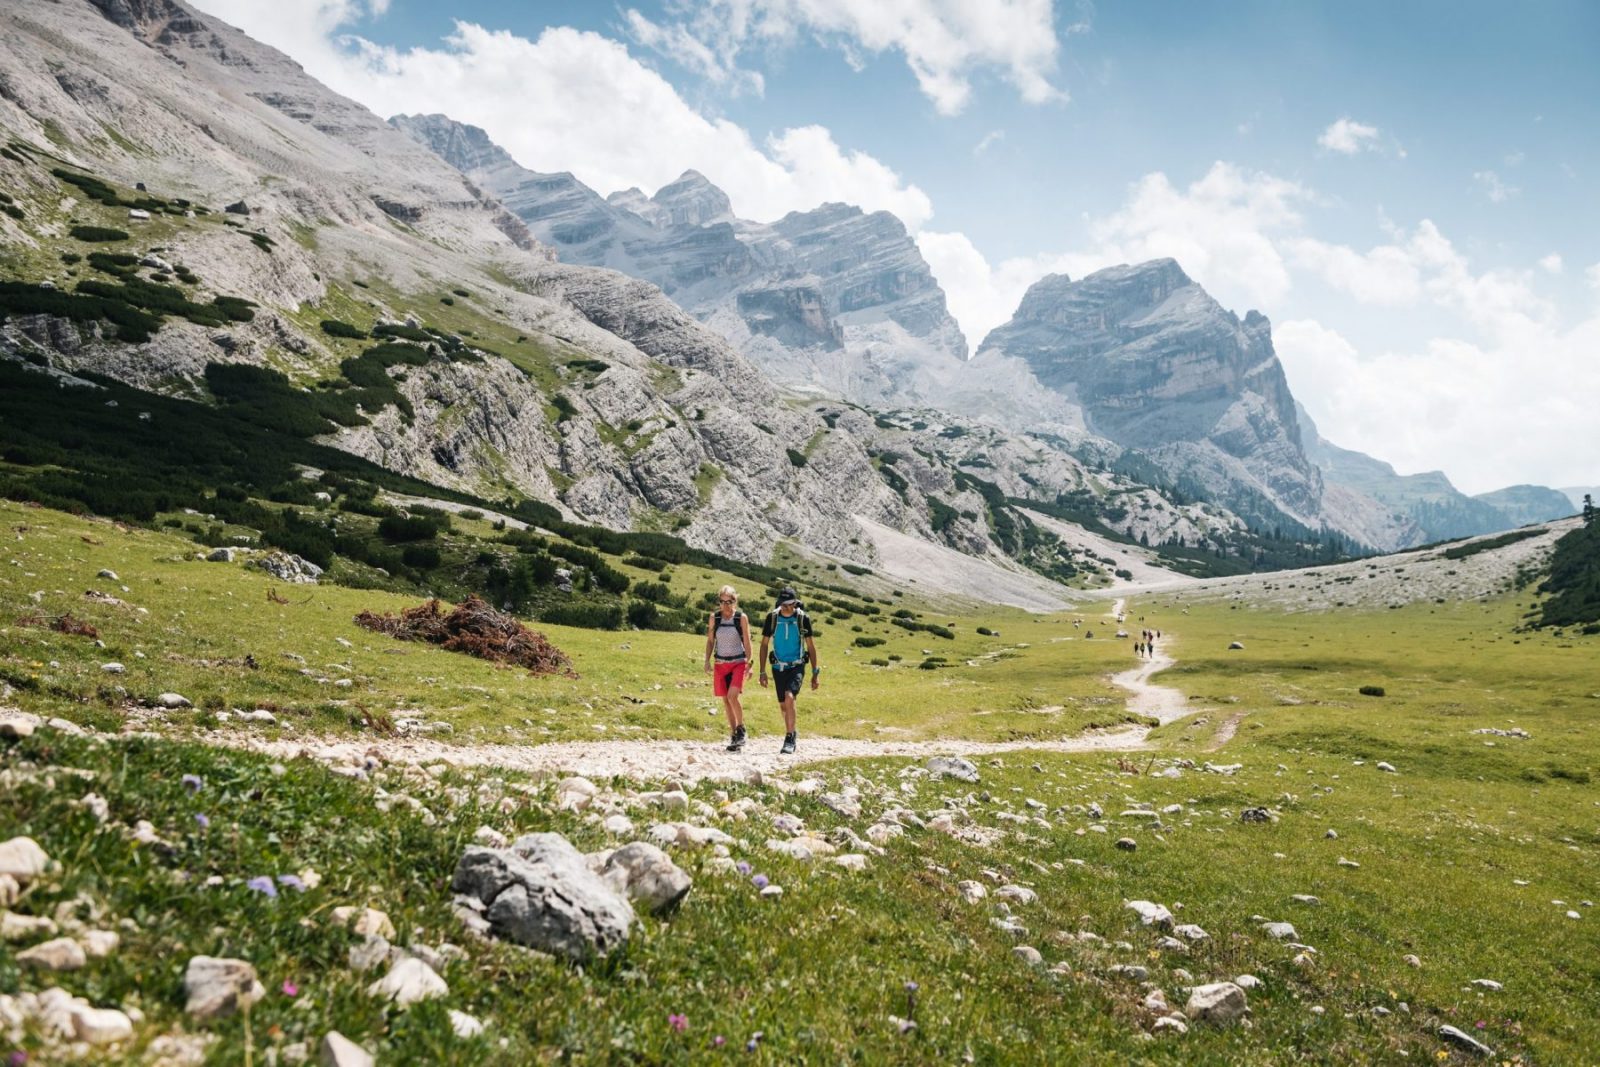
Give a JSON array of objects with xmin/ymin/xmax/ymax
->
[
  {"xmin": 703, "ymin": 660, "xmax": 712, "ymax": 675},
  {"xmin": 759, "ymin": 673, "xmax": 769, "ymax": 689},
  {"xmin": 810, "ymin": 675, "xmax": 819, "ymax": 691}
]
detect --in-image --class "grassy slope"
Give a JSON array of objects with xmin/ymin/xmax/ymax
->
[
  {"xmin": 2, "ymin": 502, "xmax": 1597, "ymax": 1063},
  {"xmin": 0, "ymin": 501, "xmax": 1137, "ymax": 745}
]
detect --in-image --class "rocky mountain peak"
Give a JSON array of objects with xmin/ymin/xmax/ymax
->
[
  {"xmin": 387, "ymin": 113, "xmax": 518, "ymax": 175},
  {"xmin": 88, "ymin": 0, "xmax": 201, "ymax": 39},
  {"xmin": 650, "ymin": 169, "xmax": 732, "ymax": 227}
]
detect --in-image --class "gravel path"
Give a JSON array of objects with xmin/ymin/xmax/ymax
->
[{"xmin": 235, "ymin": 606, "xmax": 1197, "ymax": 780}]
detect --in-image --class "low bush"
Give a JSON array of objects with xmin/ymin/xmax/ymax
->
[
  {"xmin": 69, "ymin": 225, "xmax": 129, "ymax": 242},
  {"xmin": 853, "ymin": 636, "xmax": 885, "ymax": 648},
  {"xmin": 1359, "ymin": 685, "xmax": 1386, "ymax": 697},
  {"xmin": 320, "ymin": 319, "xmax": 368, "ymax": 339}
]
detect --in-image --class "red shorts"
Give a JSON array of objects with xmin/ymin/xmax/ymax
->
[{"xmin": 713, "ymin": 660, "xmax": 747, "ymax": 696}]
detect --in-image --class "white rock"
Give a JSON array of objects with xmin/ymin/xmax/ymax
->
[
  {"xmin": 449, "ymin": 1009, "xmax": 484, "ymax": 1038},
  {"xmin": 473, "ymin": 826, "xmax": 509, "ymax": 849},
  {"xmin": 367, "ymin": 956, "xmax": 448, "ymax": 1007},
  {"xmin": 18, "ymin": 937, "xmax": 87, "ymax": 971},
  {"xmin": 1470, "ymin": 979, "xmax": 1502, "ymax": 991},
  {"xmin": 1439, "ymin": 1024, "xmax": 1496, "ymax": 1057},
  {"xmin": 101, "ymin": 662, "xmax": 125, "ymax": 674},
  {"xmin": 1124, "ymin": 900, "xmax": 1174, "ymax": 928},
  {"xmin": 80, "ymin": 929, "xmax": 120, "ymax": 957},
  {"xmin": 156, "ymin": 692, "xmax": 192, "ymax": 709},
  {"xmin": 1233, "ymin": 974, "xmax": 1262, "ymax": 989},
  {"xmin": 319, "ymin": 1031, "xmax": 375, "ymax": 1067},
  {"xmin": 1261, "ymin": 921, "xmax": 1298, "ymax": 940},
  {"xmin": 1185, "ymin": 982, "xmax": 1248, "ymax": 1025},
  {"xmin": 1376, "ymin": 761, "xmax": 1397, "ymax": 773},
  {"xmin": 602, "ymin": 814, "xmax": 634, "ymax": 836},
  {"xmin": 996, "ymin": 884, "xmax": 1037, "ymax": 905},
  {"xmin": 833, "ymin": 853, "xmax": 868, "ymax": 871},
  {"xmin": 2, "ymin": 911, "xmax": 59, "ymax": 942},
  {"xmin": 1153, "ymin": 1016, "xmax": 1189, "ymax": 1035},
  {"xmin": 957, "ymin": 880, "xmax": 988, "ymax": 904},
  {"xmin": 595, "ymin": 841, "xmax": 692, "ymax": 915},
  {"xmin": 71, "ymin": 1005, "xmax": 133, "ymax": 1045},
  {"xmin": 1172, "ymin": 923, "xmax": 1209, "ymax": 942},
  {"xmin": 759, "ymin": 884, "xmax": 784, "ymax": 898},
  {"xmin": 1012, "ymin": 945, "xmax": 1043, "ymax": 966},
  {"xmin": 183, "ymin": 956, "xmax": 265, "ymax": 1020},
  {"xmin": 0, "ymin": 837, "xmax": 50, "ymax": 884},
  {"xmin": 332, "ymin": 907, "xmax": 396, "ymax": 940}
]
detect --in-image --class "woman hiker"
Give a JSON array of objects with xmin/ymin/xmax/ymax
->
[{"xmin": 704, "ymin": 585, "xmax": 754, "ymax": 752}]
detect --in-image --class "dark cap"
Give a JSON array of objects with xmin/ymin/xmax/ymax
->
[{"xmin": 777, "ymin": 586, "xmax": 798, "ymax": 605}]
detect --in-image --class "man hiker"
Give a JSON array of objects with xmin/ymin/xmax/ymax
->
[
  {"xmin": 704, "ymin": 584, "xmax": 753, "ymax": 751},
  {"xmin": 759, "ymin": 586, "xmax": 818, "ymax": 755}
]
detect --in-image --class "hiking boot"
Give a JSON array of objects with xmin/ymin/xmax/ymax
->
[
  {"xmin": 780, "ymin": 732, "xmax": 796, "ymax": 755},
  {"xmin": 726, "ymin": 725, "xmax": 746, "ymax": 752}
]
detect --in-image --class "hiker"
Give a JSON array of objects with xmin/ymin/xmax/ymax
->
[
  {"xmin": 759, "ymin": 586, "xmax": 818, "ymax": 755},
  {"xmin": 1134, "ymin": 641, "xmax": 1142, "ymax": 658},
  {"xmin": 704, "ymin": 584, "xmax": 753, "ymax": 752}
]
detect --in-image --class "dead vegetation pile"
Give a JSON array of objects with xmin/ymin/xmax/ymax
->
[
  {"xmin": 354, "ymin": 595, "xmax": 575, "ymax": 676},
  {"xmin": 18, "ymin": 612, "xmax": 99, "ymax": 639}
]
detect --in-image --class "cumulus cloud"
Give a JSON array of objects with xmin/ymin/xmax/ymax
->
[
  {"xmin": 191, "ymin": 2, "xmax": 932, "ymax": 226},
  {"xmin": 1539, "ymin": 253, "xmax": 1563, "ymax": 275},
  {"xmin": 1276, "ymin": 309, "xmax": 1600, "ymax": 494},
  {"xmin": 625, "ymin": 0, "xmax": 1069, "ymax": 115},
  {"xmin": 1317, "ymin": 117, "xmax": 1380, "ymax": 154}
]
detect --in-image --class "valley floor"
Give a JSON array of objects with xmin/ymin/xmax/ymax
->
[{"xmin": 2, "ymin": 501, "xmax": 1598, "ymax": 1064}]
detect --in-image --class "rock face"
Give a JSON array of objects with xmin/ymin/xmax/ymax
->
[
  {"xmin": 390, "ymin": 114, "xmax": 967, "ymax": 407},
  {"xmin": 973, "ymin": 260, "xmax": 1331, "ymax": 536},
  {"xmin": 1472, "ymin": 485, "xmax": 1577, "ymax": 527},
  {"xmin": 452, "ymin": 833, "xmax": 636, "ymax": 960}
]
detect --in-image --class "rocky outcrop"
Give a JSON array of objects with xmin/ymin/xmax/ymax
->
[
  {"xmin": 973, "ymin": 261, "xmax": 1334, "ymax": 535},
  {"xmin": 390, "ymin": 115, "xmax": 967, "ymax": 407},
  {"xmin": 1472, "ymin": 485, "xmax": 1576, "ymax": 527}
]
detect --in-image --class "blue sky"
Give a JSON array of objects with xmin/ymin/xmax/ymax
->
[{"xmin": 192, "ymin": 0, "xmax": 1600, "ymax": 495}]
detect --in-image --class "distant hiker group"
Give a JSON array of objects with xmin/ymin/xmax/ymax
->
[
  {"xmin": 1133, "ymin": 628, "xmax": 1161, "ymax": 659},
  {"xmin": 703, "ymin": 585, "xmax": 819, "ymax": 755}
]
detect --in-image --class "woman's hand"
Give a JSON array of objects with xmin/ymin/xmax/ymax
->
[{"xmin": 703, "ymin": 659, "xmax": 712, "ymax": 675}]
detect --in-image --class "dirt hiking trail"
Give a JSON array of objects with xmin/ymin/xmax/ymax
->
[{"xmin": 243, "ymin": 600, "xmax": 1196, "ymax": 780}]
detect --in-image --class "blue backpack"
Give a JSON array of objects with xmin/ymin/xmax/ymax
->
[{"xmin": 769, "ymin": 610, "xmax": 808, "ymax": 666}]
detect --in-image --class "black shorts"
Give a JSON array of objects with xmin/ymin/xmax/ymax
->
[{"xmin": 772, "ymin": 664, "xmax": 804, "ymax": 701}]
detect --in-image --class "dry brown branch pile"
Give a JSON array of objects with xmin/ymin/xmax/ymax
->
[
  {"xmin": 17, "ymin": 612, "xmax": 99, "ymax": 639},
  {"xmin": 354, "ymin": 595, "xmax": 575, "ymax": 676}
]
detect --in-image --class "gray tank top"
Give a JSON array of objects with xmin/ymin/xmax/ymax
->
[{"xmin": 713, "ymin": 611, "xmax": 746, "ymax": 660}]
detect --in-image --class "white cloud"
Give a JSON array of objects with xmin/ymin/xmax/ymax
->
[
  {"xmin": 917, "ymin": 230, "xmax": 1083, "ymax": 346},
  {"xmin": 1287, "ymin": 237, "xmax": 1422, "ymax": 306},
  {"xmin": 1277, "ymin": 309, "xmax": 1600, "ymax": 494},
  {"xmin": 190, "ymin": 3, "xmax": 932, "ymax": 227},
  {"xmin": 623, "ymin": 9, "xmax": 765, "ymax": 95},
  {"xmin": 1317, "ymin": 117, "xmax": 1380, "ymax": 154},
  {"xmin": 1474, "ymin": 169, "xmax": 1519, "ymax": 203},
  {"xmin": 1539, "ymin": 253, "xmax": 1563, "ymax": 275},
  {"xmin": 626, "ymin": 0, "xmax": 1069, "ymax": 116},
  {"xmin": 973, "ymin": 129, "xmax": 1006, "ymax": 155}
]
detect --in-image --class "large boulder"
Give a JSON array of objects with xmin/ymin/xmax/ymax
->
[
  {"xmin": 452, "ymin": 833, "xmax": 635, "ymax": 960},
  {"xmin": 0, "ymin": 837, "xmax": 50, "ymax": 885},
  {"xmin": 926, "ymin": 756, "xmax": 980, "ymax": 783},
  {"xmin": 1185, "ymin": 981, "xmax": 1249, "ymax": 1025},
  {"xmin": 183, "ymin": 956, "xmax": 266, "ymax": 1021}
]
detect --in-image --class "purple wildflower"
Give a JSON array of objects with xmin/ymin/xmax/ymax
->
[
  {"xmin": 904, "ymin": 981, "xmax": 919, "ymax": 994},
  {"xmin": 712, "ymin": 1036, "xmax": 726, "ymax": 1048},
  {"xmin": 735, "ymin": 861, "xmax": 752, "ymax": 876},
  {"xmin": 246, "ymin": 875, "xmax": 278, "ymax": 898},
  {"xmin": 751, "ymin": 874, "xmax": 769, "ymax": 890},
  {"xmin": 668, "ymin": 1013, "xmax": 688, "ymax": 1033},
  {"xmin": 181, "ymin": 774, "xmax": 204, "ymax": 793},
  {"xmin": 282, "ymin": 981, "xmax": 299, "ymax": 997},
  {"xmin": 194, "ymin": 813, "xmax": 210, "ymax": 830},
  {"xmin": 745, "ymin": 1031, "xmax": 764, "ymax": 1053},
  {"xmin": 9, "ymin": 1051, "xmax": 28, "ymax": 1067},
  {"xmin": 276, "ymin": 874, "xmax": 307, "ymax": 893}
]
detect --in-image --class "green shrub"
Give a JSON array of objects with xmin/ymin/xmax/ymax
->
[
  {"xmin": 853, "ymin": 636, "xmax": 885, "ymax": 648},
  {"xmin": 786, "ymin": 448, "xmax": 807, "ymax": 467},
  {"xmin": 439, "ymin": 296, "xmax": 455, "ymax": 306},
  {"xmin": 378, "ymin": 514, "xmax": 443, "ymax": 543},
  {"xmin": 540, "ymin": 602, "xmax": 623, "ymax": 630},
  {"xmin": 400, "ymin": 544, "xmax": 441, "ymax": 569},
  {"xmin": 976, "ymin": 626, "xmax": 995, "ymax": 636},
  {"xmin": 1359, "ymin": 685, "xmax": 1386, "ymax": 697},
  {"xmin": 868, "ymin": 658, "xmax": 889, "ymax": 666},
  {"xmin": 59, "ymin": 252, "xmax": 82, "ymax": 265},
  {"xmin": 320, "ymin": 319, "xmax": 368, "ymax": 340},
  {"xmin": 842, "ymin": 563, "xmax": 872, "ymax": 576},
  {"xmin": 69, "ymin": 225, "xmax": 129, "ymax": 242}
]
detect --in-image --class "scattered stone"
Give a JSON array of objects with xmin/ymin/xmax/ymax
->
[
  {"xmin": 1185, "ymin": 982, "xmax": 1248, "ymax": 1025},
  {"xmin": 1107, "ymin": 964, "xmax": 1148, "ymax": 981},
  {"xmin": 183, "ymin": 956, "xmax": 266, "ymax": 1020},
  {"xmin": 80, "ymin": 929, "xmax": 120, "ymax": 957},
  {"xmin": 1155, "ymin": 936, "xmax": 1188, "ymax": 953},
  {"xmin": 1337, "ymin": 857, "xmax": 1360, "ymax": 867},
  {"xmin": 452, "ymin": 833, "xmax": 634, "ymax": 960},
  {"xmin": 1470, "ymin": 979, "xmax": 1502, "ymax": 991},
  {"xmin": 473, "ymin": 826, "xmax": 509, "ymax": 849},
  {"xmin": 319, "ymin": 1031, "xmax": 374, "ymax": 1067},
  {"xmin": 156, "ymin": 692, "xmax": 192, "ymax": 709},
  {"xmin": 996, "ymin": 885, "xmax": 1037, "ymax": 905},
  {"xmin": 1153, "ymin": 1016, "xmax": 1188, "ymax": 1035},
  {"xmin": 926, "ymin": 756, "xmax": 980, "ymax": 783},
  {"xmin": 72, "ymin": 1005, "xmax": 134, "ymax": 1045},
  {"xmin": 1012, "ymin": 945, "xmax": 1043, "ymax": 966},
  {"xmin": 1143, "ymin": 990, "xmax": 1169, "ymax": 1013},
  {"xmin": 101, "ymin": 662, "xmax": 126, "ymax": 674},
  {"xmin": 252, "ymin": 552, "xmax": 323, "ymax": 584},
  {"xmin": 348, "ymin": 936, "xmax": 390, "ymax": 973},
  {"xmin": 1172, "ymin": 923, "xmax": 1209, "ymax": 942},
  {"xmin": 1115, "ymin": 837, "xmax": 1138, "ymax": 852},
  {"xmin": 595, "ymin": 842, "xmax": 692, "ymax": 915},
  {"xmin": 1124, "ymin": 900, "xmax": 1174, "ymax": 928},
  {"xmin": 205, "ymin": 547, "xmax": 237, "ymax": 563},
  {"xmin": 602, "ymin": 814, "xmax": 634, "ymax": 836},
  {"xmin": 449, "ymin": 1009, "xmax": 484, "ymax": 1038},
  {"xmin": 957, "ymin": 880, "xmax": 988, "ymax": 904},
  {"xmin": 0, "ymin": 715, "xmax": 35, "ymax": 740},
  {"xmin": 2, "ymin": 912, "xmax": 59, "ymax": 942},
  {"xmin": 332, "ymin": 907, "xmax": 396, "ymax": 941},
  {"xmin": 820, "ymin": 792, "xmax": 861, "ymax": 818},
  {"xmin": 1233, "ymin": 974, "xmax": 1261, "ymax": 989},
  {"xmin": 1325, "ymin": 829, "xmax": 1338, "ymax": 839},
  {"xmin": 97, "ymin": 569, "xmax": 119, "ymax": 580},
  {"xmin": 367, "ymin": 956, "xmax": 448, "ymax": 1008},
  {"xmin": 1261, "ymin": 921, "xmax": 1298, "ymax": 940},
  {"xmin": 1240, "ymin": 807, "xmax": 1272, "ymax": 824},
  {"xmin": 1290, "ymin": 894, "xmax": 1321, "ymax": 906},
  {"xmin": 759, "ymin": 884, "xmax": 784, "ymax": 898},
  {"xmin": 1376, "ymin": 761, "xmax": 1397, "ymax": 773},
  {"xmin": 1439, "ymin": 1024, "xmax": 1496, "ymax": 1057},
  {"xmin": 1228, "ymin": 642, "xmax": 1245, "ymax": 650},
  {"xmin": 18, "ymin": 937, "xmax": 88, "ymax": 971}
]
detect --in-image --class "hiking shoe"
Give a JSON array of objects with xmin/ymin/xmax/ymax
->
[
  {"xmin": 780, "ymin": 732, "xmax": 796, "ymax": 755},
  {"xmin": 726, "ymin": 726, "xmax": 746, "ymax": 752}
]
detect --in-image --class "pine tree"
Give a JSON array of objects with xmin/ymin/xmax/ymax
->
[{"xmin": 1584, "ymin": 493, "xmax": 1595, "ymax": 526}]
